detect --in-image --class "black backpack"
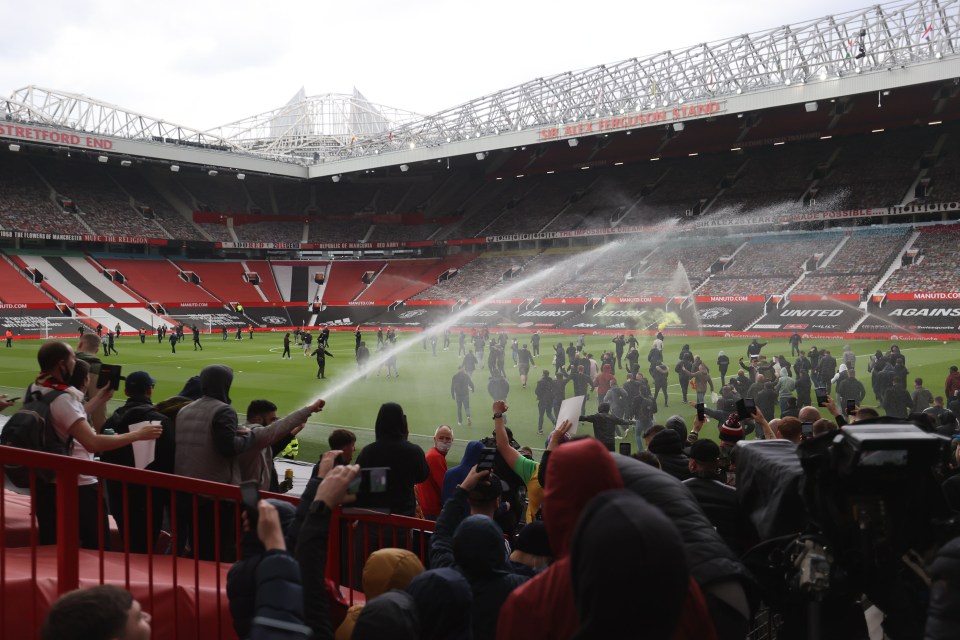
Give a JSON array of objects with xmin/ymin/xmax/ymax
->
[{"xmin": 1, "ymin": 389, "xmax": 72, "ymax": 487}]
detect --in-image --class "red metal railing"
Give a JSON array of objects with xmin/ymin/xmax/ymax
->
[
  {"xmin": 326, "ymin": 508, "xmax": 436, "ymax": 606},
  {"xmin": 0, "ymin": 445, "xmax": 293, "ymax": 640}
]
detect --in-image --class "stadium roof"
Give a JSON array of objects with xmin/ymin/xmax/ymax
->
[{"xmin": 2, "ymin": 0, "xmax": 958, "ymax": 179}]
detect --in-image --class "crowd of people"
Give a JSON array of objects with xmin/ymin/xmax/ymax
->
[{"xmin": 4, "ymin": 330, "xmax": 960, "ymax": 640}]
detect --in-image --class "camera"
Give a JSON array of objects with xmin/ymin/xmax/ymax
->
[{"xmin": 736, "ymin": 397, "xmax": 755, "ymax": 419}]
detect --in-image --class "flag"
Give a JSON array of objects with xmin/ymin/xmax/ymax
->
[
  {"xmin": 920, "ymin": 23, "xmax": 933, "ymax": 41},
  {"xmin": 651, "ymin": 80, "xmax": 656, "ymax": 96}
]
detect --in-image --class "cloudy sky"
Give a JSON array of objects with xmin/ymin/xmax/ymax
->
[{"xmin": 2, "ymin": 0, "xmax": 873, "ymax": 130}]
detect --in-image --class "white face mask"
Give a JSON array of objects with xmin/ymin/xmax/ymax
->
[{"xmin": 436, "ymin": 441, "xmax": 452, "ymax": 454}]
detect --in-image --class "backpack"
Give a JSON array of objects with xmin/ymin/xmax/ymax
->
[{"xmin": 1, "ymin": 389, "xmax": 72, "ymax": 487}]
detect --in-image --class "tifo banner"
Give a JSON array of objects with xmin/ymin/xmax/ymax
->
[
  {"xmin": 860, "ymin": 300, "xmax": 960, "ymax": 334},
  {"xmin": 690, "ymin": 202, "xmax": 960, "ymax": 229}
]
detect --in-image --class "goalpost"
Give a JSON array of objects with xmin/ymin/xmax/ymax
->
[{"xmin": 165, "ymin": 315, "xmax": 216, "ymax": 335}]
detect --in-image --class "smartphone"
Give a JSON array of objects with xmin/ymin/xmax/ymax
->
[
  {"xmin": 240, "ymin": 480, "xmax": 260, "ymax": 528},
  {"xmin": 5, "ymin": 397, "xmax": 19, "ymax": 403},
  {"xmin": 476, "ymin": 447, "xmax": 496, "ymax": 472},
  {"xmin": 348, "ymin": 467, "xmax": 390, "ymax": 495},
  {"xmin": 846, "ymin": 399, "xmax": 856, "ymax": 415},
  {"xmin": 816, "ymin": 388, "xmax": 828, "ymax": 407},
  {"xmin": 97, "ymin": 363, "xmax": 122, "ymax": 390},
  {"xmin": 801, "ymin": 422, "xmax": 814, "ymax": 439},
  {"xmin": 619, "ymin": 442, "xmax": 631, "ymax": 456},
  {"xmin": 695, "ymin": 403, "xmax": 705, "ymax": 421},
  {"xmin": 736, "ymin": 398, "xmax": 756, "ymax": 420}
]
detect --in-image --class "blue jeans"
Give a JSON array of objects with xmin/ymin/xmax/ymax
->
[
  {"xmin": 696, "ymin": 391, "xmax": 706, "ymax": 403},
  {"xmin": 779, "ymin": 397, "xmax": 791, "ymax": 416},
  {"xmin": 456, "ymin": 396, "xmax": 470, "ymax": 423},
  {"xmin": 537, "ymin": 403, "xmax": 555, "ymax": 433}
]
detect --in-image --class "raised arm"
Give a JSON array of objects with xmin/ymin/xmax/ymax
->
[{"xmin": 492, "ymin": 400, "xmax": 519, "ymax": 470}]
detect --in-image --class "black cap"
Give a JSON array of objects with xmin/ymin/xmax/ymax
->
[{"xmin": 689, "ymin": 439, "xmax": 720, "ymax": 463}]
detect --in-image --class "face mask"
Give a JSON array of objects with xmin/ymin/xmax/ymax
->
[{"xmin": 436, "ymin": 441, "xmax": 452, "ymax": 454}]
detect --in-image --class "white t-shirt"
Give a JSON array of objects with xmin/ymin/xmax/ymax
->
[{"xmin": 27, "ymin": 384, "xmax": 97, "ymax": 485}]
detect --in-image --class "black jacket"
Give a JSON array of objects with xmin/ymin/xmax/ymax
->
[
  {"xmin": 683, "ymin": 474, "xmax": 750, "ymax": 555},
  {"xmin": 430, "ymin": 490, "xmax": 528, "ymax": 640},
  {"xmin": 100, "ymin": 396, "xmax": 175, "ymax": 473},
  {"xmin": 924, "ymin": 537, "xmax": 960, "ymax": 640},
  {"xmin": 293, "ymin": 492, "xmax": 334, "ymax": 640},
  {"xmin": 355, "ymin": 403, "xmax": 429, "ymax": 516},
  {"xmin": 647, "ymin": 429, "xmax": 691, "ymax": 481},
  {"xmin": 579, "ymin": 412, "xmax": 631, "ymax": 451}
]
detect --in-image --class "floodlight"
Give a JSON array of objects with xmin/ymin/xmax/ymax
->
[
  {"xmin": 98, "ymin": 155, "xmax": 108, "ymax": 163},
  {"xmin": 568, "ymin": 138, "xmax": 579, "ymax": 147},
  {"xmin": 331, "ymin": 175, "xmax": 340, "ymax": 183},
  {"xmin": 170, "ymin": 165, "xmax": 180, "ymax": 172},
  {"xmin": 804, "ymin": 102, "xmax": 819, "ymax": 112},
  {"xmin": 400, "ymin": 164, "xmax": 409, "ymax": 172},
  {"xmin": 208, "ymin": 169, "xmax": 218, "ymax": 176},
  {"xmin": 8, "ymin": 144, "xmax": 20, "ymax": 152},
  {"xmin": 237, "ymin": 173, "xmax": 245, "ymax": 180},
  {"xmin": 476, "ymin": 152, "xmax": 486, "ymax": 160},
  {"xmin": 673, "ymin": 123, "xmax": 685, "ymax": 132},
  {"xmin": 120, "ymin": 160, "xmax": 132, "ymax": 167}
]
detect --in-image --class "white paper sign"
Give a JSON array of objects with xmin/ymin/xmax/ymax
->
[
  {"xmin": 128, "ymin": 421, "xmax": 158, "ymax": 470},
  {"xmin": 557, "ymin": 396, "xmax": 585, "ymax": 434}
]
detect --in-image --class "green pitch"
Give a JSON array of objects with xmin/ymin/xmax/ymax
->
[{"xmin": 1, "ymin": 332, "xmax": 956, "ymax": 465}]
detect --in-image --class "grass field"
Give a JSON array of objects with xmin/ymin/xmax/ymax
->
[{"xmin": 1, "ymin": 331, "xmax": 957, "ymax": 464}]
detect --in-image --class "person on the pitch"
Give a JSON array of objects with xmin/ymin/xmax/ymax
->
[
  {"xmin": 192, "ymin": 325, "xmax": 203, "ymax": 351},
  {"xmin": 282, "ymin": 333, "xmax": 292, "ymax": 359},
  {"xmin": 311, "ymin": 343, "xmax": 334, "ymax": 379}
]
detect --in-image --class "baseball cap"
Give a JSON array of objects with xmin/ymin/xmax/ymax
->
[
  {"xmin": 125, "ymin": 371, "xmax": 156, "ymax": 393},
  {"xmin": 689, "ymin": 439, "xmax": 721, "ymax": 463}
]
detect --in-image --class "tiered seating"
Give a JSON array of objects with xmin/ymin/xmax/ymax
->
[
  {"xmin": 233, "ymin": 221, "xmax": 305, "ymax": 243},
  {"xmin": 356, "ymin": 256, "xmax": 475, "ymax": 302},
  {"xmin": 815, "ymin": 128, "xmax": 931, "ymax": 207},
  {"xmin": 274, "ymin": 182, "xmax": 313, "ymax": 214},
  {"xmin": 314, "ymin": 182, "xmax": 374, "ymax": 214},
  {"xmin": 698, "ymin": 277, "xmax": 794, "ymax": 296},
  {"xmin": 883, "ymin": 225, "xmax": 960, "ymax": 292},
  {"xmin": 175, "ymin": 261, "xmax": 269, "ymax": 303},
  {"xmin": 243, "ymin": 178, "xmax": 275, "ymax": 214},
  {"xmin": 494, "ymin": 172, "xmax": 596, "ymax": 235},
  {"xmin": 197, "ymin": 222, "xmax": 234, "ymax": 242},
  {"xmin": 712, "ymin": 140, "xmax": 832, "ymax": 212},
  {"xmin": 926, "ymin": 129, "xmax": 960, "ymax": 202},
  {"xmin": 307, "ymin": 216, "xmax": 371, "ymax": 243},
  {"xmin": 626, "ymin": 154, "xmax": 732, "ymax": 220},
  {"xmin": 714, "ymin": 235, "xmax": 839, "ymax": 278},
  {"xmin": 411, "ymin": 254, "xmax": 537, "ymax": 300},
  {"xmin": 366, "ymin": 223, "xmax": 440, "ymax": 242},
  {"xmin": 499, "ymin": 253, "xmax": 578, "ymax": 298},
  {"xmin": 243, "ymin": 260, "xmax": 285, "ymax": 302},
  {"xmin": 544, "ymin": 245, "xmax": 650, "ymax": 297},
  {"xmin": 40, "ymin": 160, "xmax": 168, "ymax": 237},
  {"xmin": 454, "ymin": 181, "xmax": 526, "ymax": 238},
  {"xmin": 0, "ymin": 153, "xmax": 87, "ymax": 233},
  {"xmin": 790, "ymin": 228, "xmax": 910, "ymax": 295},
  {"xmin": 789, "ymin": 274, "xmax": 877, "ymax": 296},
  {"xmin": 323, "ymin": 260, "xmax": 386, "ymax": 302},
  {"xmin": 0, "ymin": 258, "xmax": 53, "ymax": 304},
  {"xmin": 613, "ymin": 243, "xmax": 740, "ymax": 297},
  {"xmin": 175, "ymin": 172, "xmax": 249, "ymax": 212},
  {"xmin": 96, "ymin": 258, "xmax": 218, "ymax": 304},
  {"xmin": 106, "ymin": 167, "xmax": 191, "ymax": 239}
]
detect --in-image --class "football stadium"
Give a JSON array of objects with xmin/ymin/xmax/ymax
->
[{"xmin": 1, "ymin": 0, "xmax": 960, "ymax": 637}]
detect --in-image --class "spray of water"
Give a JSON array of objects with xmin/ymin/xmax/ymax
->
[{"xmin": 318, "ymin": 242, "xmax": 619, "ymax": 402}]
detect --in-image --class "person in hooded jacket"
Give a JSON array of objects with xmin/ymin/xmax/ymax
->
[
  {"xmin": 496, "ymin": 438, "xmax": 625, "ymax": 640},
  {"xmin": 335, "ymin": 547, "xmax": 425, "ymax": 640},
  {"xmin": 571, "ymin": 491, "xmax": 701, "ymax": 640},
  {"xmin": 603, "ymin": 379, "xmax": 630, "ymax": 420},
  {"xmin": 613, "ymin": 452, "xmax": 755, "ymax": 640},
  {"xmin": 355, "ymin": 403, "xmax": 429, "ymax": 516},
  {"xmin": 175, "ymin": 364, "xmax": 258, "ymax": 560},
  {"xmin": 405, "ymin": 568, "xmax": 473, "ymax": 640},
  {"xmin": 352, "ymin": 591, "xmax": 419, "ymax": 640},
  {"xmin": 717, "ymin": 351, "xmax": 730, "ymax": 385},
  {"xmin": 592, "ymin": 363, "xmax": 616, "ymax": 409},
  {"xmin": 431, "ymin": 466, "xmax": 529, "ymax": 640},
  {"xmin": 442, "ymin": 440, "xmax": 485, "ymax": 504},
  {"xmin": 647, "ymin": 428, "xmax": 692, "ymax": 481}
]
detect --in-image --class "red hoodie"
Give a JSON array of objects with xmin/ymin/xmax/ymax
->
[
  {"xmin": 496, "ymin": 439, "xmax": 622, "ymax": 639},
  {"xmin": 592, "ymin": 364, "xmax": 616, "ymax": 399},
  {"xmin": 946, "ymin": 371, "xmax": 960, "ymax": 400}
]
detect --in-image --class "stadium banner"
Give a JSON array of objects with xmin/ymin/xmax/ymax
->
[
  {"xmin": 789, "ymin": 294, "xmax": 860, "ymax": 302},
  {"xmin": 859, "ymin": 300, "xmax": 960, "ymax": 334},
  {"xmin": 73, "ymin": 302, "xmax": 149, "ymax": 309},
  {"xmin": 604, "ymin": 296, "xmax": 667, "ymax": 304},
  {"xmin": 405, "ymin": 300, "xmax": 456, "ymax": 306},
  {"xmin": 82, "ymin": 234, "xmax": 167, "ymax": 245},
  {"xmin": 0, "ymin": 310, "xmax": 83, "ymax": 334},
  {"xmin": 694, "ymin": 295, "xmax": 766, "ymax": 303},
  {"xmin": 537, "ymin": 100, "xmax": 725, "ymax": 142},
  {"xmin": 575, "ymin": 302, "xmax": 674, "ymax": 331},
  {"xmin": 0, "ymin": 303, "xmax": 56, "ymax": 309},
  {"xmin": 690, "ymin": 202, "xmax": 960, "ymax": 229},
  {"xmin": 885, "ymin": 292, "xmax": 960, "ymax": 301},
  {"xmin": 690, "ymin": 302, "xmax": 767, "ymax": 332},
  {"xmin": 756, "ymin": 301, "xmax": 862, "ymax": 332},
  {"xmin": 471, "ymin": 298, "xmax": 526, "ymax": 305},
  {"xmin": 0, "ymin": 123, "xmax": 116, "ymax": 151}
]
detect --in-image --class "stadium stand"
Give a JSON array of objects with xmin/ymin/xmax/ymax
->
[
  {"xmin": 232, "ymin": 220, "xmax": 305, "ymax": 243},
  {"xmin": 355, "ymin": 255, "xmax": 476, "ymax": 303},
  {"xmin": 411, "ymin": 253, "xmax": 537, "ymax": 300},
  {"xmin": 96, "ymin": 258, "xmax": 220, "ymax": 305},
  {"xmin": 270, "ymin": 261, "xmax": 328, "ymax": 302},
  {"xmin": 306, "ymin": 215, "xmax": 371, "ymax": 243},
  {"xmin": 323, "ymin": 260, "xmax": 387, "ymax": 302},
  {"xmin": 174, "ymin": 260, "xmax": 274, "ymax": 304},
  {"xmin": 883, "ymin": 224, "xmax": 960, "ymax": 292},
  {"xmin": 0, "ymin": 154, "xmax": 88, "ymax": 234},
  {"xmin": 0, "ymin": 256, "xmax": 54, "ymax": 304},
  {"xmin": 175, "ymin": 170, "xmax": 251, "ymax": 213}
]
